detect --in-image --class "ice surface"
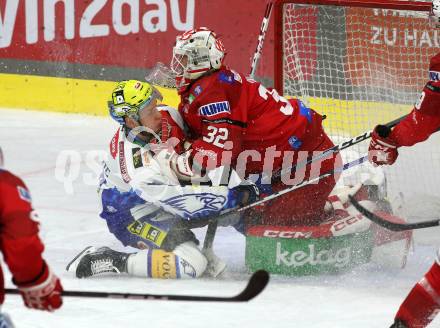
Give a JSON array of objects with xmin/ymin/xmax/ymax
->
[{"xmin": 0, "ymin": 108, "xmax": 439, "ymax": 328}]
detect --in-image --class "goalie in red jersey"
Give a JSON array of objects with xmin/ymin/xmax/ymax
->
[
  {"xmin": 368, "ymin": 31, "xmax": 440, "ymax": 328},
  {"xmin": 0, "ymin": 149, "xmax": 63, "ymax": 326},
  {"xmin": 168, "ymin": 27, "xmax": 341, "ymax": 227}
]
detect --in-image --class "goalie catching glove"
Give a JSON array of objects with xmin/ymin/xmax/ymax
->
[{"xmin": 368, "ymin": 125, "xmax": 399, "ymax": 166}]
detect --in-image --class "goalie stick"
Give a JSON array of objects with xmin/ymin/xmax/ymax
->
[
  {"xmin": 349, "ymin": 195, "xmax": 440, "ymax": 231},
  {"xmin": 249, "ymin": 1, "xmax": 273, "ymax": 78},
  {"xmin": 5, "ymin": 270, "xmax": 269, "ymax": 302}
]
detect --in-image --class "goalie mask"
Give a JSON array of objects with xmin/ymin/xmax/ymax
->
[
  {"xmin": 171, "ymin": 27, "xmax": 226, "ymax": 93},
  {"xmin": 108, "ymin": 80, "xmax": 163, "ymax": 146}
]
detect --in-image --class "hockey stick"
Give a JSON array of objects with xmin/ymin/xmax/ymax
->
[
  {"xmin": 273, "ymin": 114, "xmax": 408, "ymax": 181},
  {"xmin": 249, "ymin": 1, "xmax": 273, "ymax": 78},
  {"xmin": 183, "ymin": 109, "xmax": 429, "ymax": 229},
  {"xmin": 180, "ymin": 154, "xmax": 369, "ymax": 230},
  {"xmin": 236, "ymin": 155, "xmax": 368, "ymax": 213},
  {"xmin": 242, "ymin": 107, "xmax": 440, "ymax": 214},
  {"xmin": 5, "ymin": 269, "xmax": 269, "ymax": 302},
  {"xmin": 349, "ymin": 195, "xmax": 440, "ymax": 231},
  {"xmin": 203, "ymin": 220, "xmax": 218, "ymax": 250}
]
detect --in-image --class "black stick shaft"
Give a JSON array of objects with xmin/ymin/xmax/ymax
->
[
  {"xmin": 349, "ymin": 195, "xmax": 440, "ymax": 231},
  {"xmin": 273, "ymin": 113, "xmax": 407, "ymax": 180},
  {"xmin": 203, "ymin": 221, "xmax": 218, "ymax": 250},
  {"xmin": 5, "ymin": 270, "xmax": 269, "ymax": 302},
  {"xmin": 250, "ymin": 2, "xmax": 273, "ymax": 78}
]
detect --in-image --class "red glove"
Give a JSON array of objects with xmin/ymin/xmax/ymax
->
[
  {"xmin": 368, "ymin": 125, "xmax": 399, "ymax": 166},
  {"xmin": 15, "ymin": 262, "xmax": 63, "ymax": 311}
]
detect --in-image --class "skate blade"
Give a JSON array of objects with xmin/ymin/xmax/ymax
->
[{"xmin": 66, "ymin": 246, "xmax": 96, "ymax": 272}]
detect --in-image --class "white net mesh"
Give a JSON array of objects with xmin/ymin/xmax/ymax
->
[{"xmin": 279, "ymin": 1, "xmax": 440, "ymax": 206}]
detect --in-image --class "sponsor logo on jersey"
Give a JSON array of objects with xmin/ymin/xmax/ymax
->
[
  {"xmin": 276, "ymin": 243, "xmax": 351, "ymax": 268},
  {"xmin": 110, "ymin": 130, "xmax": 120, "ymax": 159},
  {"xmin": 162, "ymin": 193, "xmax": 226, "ymax": 218},
  {"xmin": 288, "ymin": 135, "xmax": 302, "ymax": 150},
  {"xmin": 118, "ymin": 141, "xmax": 131, "ymax": 183},
  {"xmin": 17, "ymin": 186, "xmax": 31, "ymax": 203},
  {"xmin": 298, "ymin": 100, "xmax": 312, "ymax": 123},
  {"xmin": 188, "ymin": 94, "xmax": 195, "ymax": 104},
  {"xmin": 194, "ymin": 85, "xmax": 203, "ymax": 96},
  {"xmin": 106, "ymin": 205, "xmax": 117, "ymax": 213},
  {"xmin": 198, "ymin": 101, "xmax": 231, "ymax": 117},
  {"xmin": 141, "ymin": 151, "xmax": 150, "ymax": 166},
  {"xmin": 132, "ymin": 147, "xmax": 143, "ymax": 169},
  {"xmin": 218, "ymin": 72, "xmax": 234, "ymax": 84}
]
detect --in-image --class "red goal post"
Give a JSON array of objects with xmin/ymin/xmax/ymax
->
[{"xmin": 272, "ymin": 0, "xmax": 440, "ymax": 201}]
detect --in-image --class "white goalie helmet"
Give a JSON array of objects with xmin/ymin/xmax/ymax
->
[
  {"xmin": 430, "ymin": 0, "xmax": 440, "ymax": 28},
  {"xmin": 171, "ymin": 27, "xmax": 226, "ymax": 92}
]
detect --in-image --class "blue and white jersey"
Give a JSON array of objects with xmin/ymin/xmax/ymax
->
[{"xmin": 99, "ymin": 106, "xmax": 243, "ymax": 230}]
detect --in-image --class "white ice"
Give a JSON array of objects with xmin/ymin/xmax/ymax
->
[{"xmin": 0, "ymin": 108, "xmax": 439, "ymax": 328}]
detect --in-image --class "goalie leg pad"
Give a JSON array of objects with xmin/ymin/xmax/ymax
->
[{"xmin": 126, "ymin": 242, "xmax": 207, "ymax": 279}]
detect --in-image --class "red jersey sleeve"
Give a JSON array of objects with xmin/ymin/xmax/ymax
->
[
  {"xmin": 185, "ymin": 72, "xmax": 246, "ymax": 169},
  {"xmin": 391, "ymin": 81, "xmax": 440, "ymax": 147},
  {"xmin": 0, "ymin": 170, "xmax": 45, "ymax": 284}
]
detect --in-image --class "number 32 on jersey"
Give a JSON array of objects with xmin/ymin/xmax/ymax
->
[{"xmin": 203, "ymin": 126, "xmax": 229, "ymax": 148}]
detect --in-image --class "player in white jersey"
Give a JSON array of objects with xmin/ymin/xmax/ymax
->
[{"xmin": 67, "ymin": 80, "xmax": 258, "ymax": 279}]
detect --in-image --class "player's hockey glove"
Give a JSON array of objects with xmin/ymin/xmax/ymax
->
[
  {"xmin": 15, "ymin": 261, "xmax": 63, "ymax": 311},
  {"xmin": 368, "ymin": 125, "xmax": 399, "ymax": 166},
  {"xmin": 227, "ymin": 181, "xmax": 260, "ymax": 209}
]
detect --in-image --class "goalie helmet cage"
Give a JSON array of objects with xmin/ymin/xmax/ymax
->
[{"xmin": 272, "ymin": 0, "xmax": 440, "ymax": 201}]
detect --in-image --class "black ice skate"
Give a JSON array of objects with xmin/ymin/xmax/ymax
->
[{"xmin": 66, "ymin": 246, "xmax": 131, "ymax": 278}]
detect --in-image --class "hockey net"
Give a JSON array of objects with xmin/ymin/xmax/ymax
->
[{"xmin": 274, "ymin": 0, "xmax": 440, "ymax": 214}]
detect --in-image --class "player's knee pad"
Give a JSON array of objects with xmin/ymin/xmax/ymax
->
[{"xmin": 126, "ymin": 242, "xmax": 207, "ymax": 279}]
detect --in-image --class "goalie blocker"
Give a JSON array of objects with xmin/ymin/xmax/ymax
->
[{"xmin": 245, "ymin": 185, "xmax": 412, "ymax": 276}]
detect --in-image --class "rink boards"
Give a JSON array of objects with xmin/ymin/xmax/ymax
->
[{"xmin": 0, "ymin": 72, "xmax": 413, "ymax": 137}]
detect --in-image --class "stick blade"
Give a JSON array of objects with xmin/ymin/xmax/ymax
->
[
  {"xmin": 349, "ymin": 195, "xmax": 440, "ymax": 231},
  {"xmin": 233, "ymin": 270, "xmax": 269, "ymax": 301}
]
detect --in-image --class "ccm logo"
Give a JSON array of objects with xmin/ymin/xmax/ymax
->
[
  {"xmin": 263, "ymin": 230, "xmax": 312, "ymax": 239},
  {"xmin": 333, "ymin": 215, "xmax": 363, "ymax": 232}
]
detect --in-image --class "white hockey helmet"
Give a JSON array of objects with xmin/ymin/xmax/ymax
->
[
  {"xmin": 171, "ymin": 27, "xmax": 226, "ymax": 92},
  {"xmin": 430, "ymin": 0, "xmax": 440, "ymax": 28}
]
